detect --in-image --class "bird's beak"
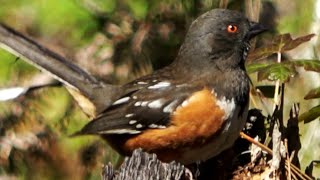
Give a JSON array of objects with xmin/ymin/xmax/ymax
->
[{"xmin": 245, "ymin": 21, "xmax": 268, "ymax": 40}]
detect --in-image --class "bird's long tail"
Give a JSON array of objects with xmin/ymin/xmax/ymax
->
[{"xmin": 0, "ymin": 23, "xmax": 121, "ymax": 117}]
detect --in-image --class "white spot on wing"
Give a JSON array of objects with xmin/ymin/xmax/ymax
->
[
  {"xmin": 137, "ymin": 81, "xmax": 147, "ymax": 85},
  {"xmin": 148, "ymin": 99, "xmax": 164, "ymax": 109},
  {"xmin": 134, "ymin": 101, "xmax": 142, "ymax": 106},
  {"xmin": 129, "ymin": 120, "xmax": 137, "ymax": 124},
  {"xmin": 112, "ymin": 97, "xmax": 130, "ymax": 105},
  {"xmin": 125, "ymin": 114, "xmax": 134, "ymax": 118},
  {"xmin": 149, "ymin": 124, "xmax": 166, "ymax": 129},
  {"xmin": 216, "ymin": 97, "xmax": 236, "ymax": 119},
  {"xmin": 136, "ymin": 124, "xmax": 143, "ymax": 129},
  {"xmin": 148, "ymin": 124, "xmax": 158, "ymax": 128},
  {"xmin": 163, "ymin": 99, "xmax": 179, "ymax": 113},
  {"xmin": 148, "ymin": 82, "xmax": 171, "ymax": 89},
  {"xmin": 100, "ymin": 129, "xmax": 140, "ymax": 134},
  {"xmin": 141, "ymin": 101, "xmax": 148, "ymax": 107},
  {"xmin": 181, "ymin": 100, "xmax": 189, "ymax": 107}
]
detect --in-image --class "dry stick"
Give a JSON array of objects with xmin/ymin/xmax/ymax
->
[
  {"xmin": 285, "ymin": 139, "xmax": 292, "ymax": 180},
  {"xmin": 241, "ymin": 132, "xmax": 304, "ymax": 180},
  {"xmin": 240, "ymin": 132, "xmax": 306, "ymax": 180},
  {"xmin": 291, "ymin": 169, "xmax": 299, "ymax": 180},
  {"xmin": 290, "ymin": 151, "xmax": 296, "ymax": 163},
  {"xmin": 286, "ymin": 163, "xmax": 306, "ymax": 180},
  {"xmin": 241, "ymin": 132, "xmax": 308, "ymax": 180},
  {"xmin": 290, "ymin": 168, "xmax": 299, "ymax": 180},
  {"xmin": 239, "ymin": 132, "xmax": 312, "ymax": 180}
]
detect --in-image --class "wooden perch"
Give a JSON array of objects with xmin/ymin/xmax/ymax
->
[{"xmin": 102, "ymin": 149, "xmax": 190, "ymax": 180}]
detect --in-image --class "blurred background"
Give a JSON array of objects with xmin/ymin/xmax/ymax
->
[{"xmin": 0, "ymin": 0, "xmax": 319, "ymax": 179}]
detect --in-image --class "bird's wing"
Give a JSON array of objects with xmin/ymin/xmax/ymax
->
[{"xmin": 77, "ymin": 77, "xmax": 201, "ymax": 135}]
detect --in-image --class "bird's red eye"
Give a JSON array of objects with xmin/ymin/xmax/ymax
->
[{"xmin": 227, "ymin": 25, "xmax": 238, "ymax": 33}]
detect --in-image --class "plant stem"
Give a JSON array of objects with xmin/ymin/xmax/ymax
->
[{"xmin": 273, "ymin": 52, "xmax": 282, "ymax": 111}]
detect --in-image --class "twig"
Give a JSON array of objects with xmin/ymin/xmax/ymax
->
[
  {"xmin": 285, "ymin": 139, "xmax": 292, "ymax": 180},
  {"xmin": 239, "ymin": 132, "xmax": 312, "ymax": 180},
  {"xmin": 240, "ymin": 132, "xmax": 271, "ymax": 154},
  {"xmin": 290, "ymin": 151, "xmax": 295, "ymax": 163},
  {"xmin": 285, "ymin": 163, "xmax": 306, "ymax": 180}
]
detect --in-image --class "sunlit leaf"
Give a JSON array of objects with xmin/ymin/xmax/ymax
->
[
  {"xmin": 299, "ymin": 105, "xmax": 320, "ymax": 123},
  {"xmin": 291, "ymin": 60, "xmax": 320, "ymax": 72},
  {"xmin": 257, "ymin": 63, "xmax": 297, "ymax": 82},
  {"xmin": 248, "ymin": 33, "xmax": 315, "ymax": 61},
  {"xmin": 246, "ymin": 63, "xmax": 270, "ymax": 74},
  {"xmin": 304, "ymin": 86, "xmax": 320, "ymax": 100},
  {"xmin": 127, "ymin": 0, "xmax": 148, "ymax": 19}
]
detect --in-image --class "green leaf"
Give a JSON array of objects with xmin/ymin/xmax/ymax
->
[
  {"xmin": 127, "ymin": 0, "xmax": 148, "ymax": 19},
  {"xmin": 247, "ymin": 33, "xmax": 315, "ymax": 61},
  {"xmin": 282, "ymin": 34, "xmax": 315, "ymax": 51},
  {"xmin": 299, "ymin": 105, "xmax": 320, "ymax": 123},
  {"xmin": 304, "ymin": 86, "xmax": 320, "ymax": 100},
  {"xmin": 247, "ymin": 44, "xmax": 279, "ymax": 62},
  {"xmin": 291, "ymin": 60, "xmax": 320, "ymax": 72},
  {"xmin": 257, "ymin": 63, "xmax": 297, "ymax": 82},
  {"xmin": 246, "ymin": 63, "xmax": 270, "ymax": 74}
]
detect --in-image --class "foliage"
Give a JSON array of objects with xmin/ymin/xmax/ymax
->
[
  {"xmin": 304, "ymin": 86, "xmax": 320, "ymax": 100},
  {"xmin": 247, "ymin": 33, "xmax": 320, "ymax": 124},
  {"xmin": 0, "ymin": 0, "xmax": 320, "ymax": 179},
  {"xmin": 247, "ymin": 34, "xmax": 315, "ymax": 61}
]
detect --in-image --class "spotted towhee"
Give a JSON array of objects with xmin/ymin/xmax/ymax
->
[
  {"xmin": 0, "ymin": 9, "xmax": 266, "ymax": 165},
  {"xmin": 76, "ymin": 9, "xmax": 266, "ymax": 164}
]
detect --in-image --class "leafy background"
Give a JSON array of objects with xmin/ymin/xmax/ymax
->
[{"xmin": 0, "ymin": 0, "xmax": 319, "ymax": 179}]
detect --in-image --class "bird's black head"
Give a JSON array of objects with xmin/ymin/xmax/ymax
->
[{"xmin": 176, "ymin": 9, "xmax": 266, "ymax": 72}]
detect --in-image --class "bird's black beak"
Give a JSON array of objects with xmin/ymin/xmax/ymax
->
[{"xmin": 245, "ymin": 21, "xmax": 268, "ymax": 40}]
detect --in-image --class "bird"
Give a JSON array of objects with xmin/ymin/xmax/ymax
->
[
  {"xmin": 75, "ymin": 9, "xmax": 267, "ymax": 164},
  {"xmin": 0, "ymin": 8, "xmax": 266, "ymax": 165}
]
